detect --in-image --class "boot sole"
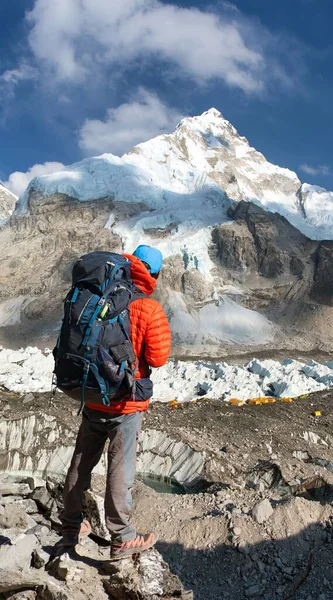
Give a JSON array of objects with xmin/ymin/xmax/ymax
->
[{"xmin": 110, "ymin": 540, "xmax": 156, "ymax": 561}]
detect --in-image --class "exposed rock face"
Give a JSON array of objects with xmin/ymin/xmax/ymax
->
[
  {"xmin": 0, "ymin": 195, "xmax": 122, "ymax": 344},
  {"xmin": 311, "ymin": 241, "xmax": 333, "ymax": 306},
  {"xmin": 212, "ymin": 201, "xmax": 333, "ymax": 312},
  {"xmin": 213, "ymin": 200, "xmax": 310, "ymax": 281}
]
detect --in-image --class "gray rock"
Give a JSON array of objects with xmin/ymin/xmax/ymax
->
[
  {"xmin": 1, "ymin": 483, "xmax": 31, "ymax": 497},
  {"xmin": 256, "ymin": 560, "xmax": 266, "ymax": 574},
  {"xmin": 252, "ymin": 499, "xmax": 274, "ymax": 524},
  {"xmin": 0, "ymin": 495, "xmax": 23, "ymax": 506},
  {"xmin": 49, "ymin": 513, "xmax": 62, "ymax": 529},
  {"xmin": 0, "ymin": 533, "xmax": 38, "ymax": 571},
  {"xmin": 23, "ymin": 393, "xmax": 35, "ymax": 404},
  {"xmin": 103, "ymin": 548, "xmax": 191, "ymax": 599},
  {"xmin": 237, "ymin": 541, "xmax": 250, "ymax": 555},
  {"xmin": 5, "ymin": 591, "xmax": 37, "ymax": 599},
  {"xmin": 48, "ymin": 553, "xmax": 85, "ymax": 583},
  {"xmin": 0, "ymin": 568, "xmax": 44, "ymax": 594},
  {"xmin": 36, "ymin": 584, "xmax": 70, "ymax": 600},
  {"xmin": 32, "ymin": 487, "xmax": 53, "ymax": 511},
  {"xmin": 0, "ymin": 503, "xmax": 38, "ymax": 529},
  {"xmin": 27, "ymin": 524, "xmax": 50, "ymax": 539},
  {"xmin": 293, "ymin": 450, "xmax": 311, "ymax": 461},
  {"xmin": 31, "ymin": 547, "xmax": 49, "ymax": 569},
  {"xmin": 245, "ymin": 585, "xmax": 261, "ymax": 597},
  {"xmin": 14, "ymin": 498, "xmax": 39, "ymax": 514},
  {"xmin": 255, "ymin": 481, "xmax": 266, "ymax": 493}
]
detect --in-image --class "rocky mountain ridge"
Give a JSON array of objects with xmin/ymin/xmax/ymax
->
[{"xmin": 0, "ymin": 109, "xmax": 332, "ymax": 350}]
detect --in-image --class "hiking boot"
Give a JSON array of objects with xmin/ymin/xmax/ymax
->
[
  {"xmin": 53, "ymin": 520, "xmax": 92, "ymax": 554},
  {"xmin": 110, "ymin": 532, "xmax": 156, "ymax": 560}
]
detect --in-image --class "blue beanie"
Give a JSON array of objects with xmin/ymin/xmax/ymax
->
[{"xmin": 133, "ymin": 245, "xmax": 163, "ymax": 274}]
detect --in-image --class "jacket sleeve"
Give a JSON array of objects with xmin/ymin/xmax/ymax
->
[{"xmin": 144, "ymin": 301, "xmax": 171, "ymax": 368}]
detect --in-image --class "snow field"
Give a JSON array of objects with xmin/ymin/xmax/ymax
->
[{"xmin": 0, "ymin": 347, "xmax": 332, "ymax": 402}]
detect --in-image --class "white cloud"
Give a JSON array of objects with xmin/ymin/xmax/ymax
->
[
  {"xmin": 300, "ymin": 164, "xmax": 331, "ymax": 177},
  {"xmin": 4, "ymin": 162, "xmax": 66, "ymax": 197},
  {"xmin": 0, "ymin": 64, "xmax": 37, "ymax": 85},
  {"xmin": 0, "ymin": 64, "xmax": 38, "ymax": 114},
  {"xmin": 26, "ymin": 0, "xmax": 270, "ymax": 93},
  {"xmin": 79, "ymin": 88, "xmax": 183, "ymax": 155}
]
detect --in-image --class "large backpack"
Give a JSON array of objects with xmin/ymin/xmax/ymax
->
[{"xmin": 53, "ymin": 251, "xmax": 147, "ymax": 412}]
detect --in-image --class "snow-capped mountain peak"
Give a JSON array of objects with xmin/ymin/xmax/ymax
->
[
  {"xmin": 0, "ymin": 182, "xmax": 17, "ymax": 220},
  {"xmin": 17, "ymin": 108, "xmax": 332, "ymax": 246}
]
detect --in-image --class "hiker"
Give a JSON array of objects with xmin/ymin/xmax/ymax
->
[{"xmin": 56, "ymin": 245, "xmax": 171, "ymax": 559}]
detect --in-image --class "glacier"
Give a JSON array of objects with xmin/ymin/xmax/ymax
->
[{"xmin": 0, "ymin": 346, "xmax": 332, "ymax": 402}]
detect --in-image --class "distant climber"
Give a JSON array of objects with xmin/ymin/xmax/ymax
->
[
  {"xmin": 182, "ymin": 246, "xmax": 189, "ymax": 270},
  {"xmin": 54, "ymin": 245, "xmax": 171, "ymax": 560}
]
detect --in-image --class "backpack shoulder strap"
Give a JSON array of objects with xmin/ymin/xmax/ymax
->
[{"xmin": 129, "ymin": 286, "xmax": 149, "ymax": 303}]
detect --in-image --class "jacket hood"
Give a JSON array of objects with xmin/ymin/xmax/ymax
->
[{"xmin": 124, "ymin": 254, "xmax": 157, "ymax": 296}]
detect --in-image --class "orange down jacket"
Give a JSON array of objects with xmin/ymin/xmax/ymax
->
[{"xmin": 85, "ymin": 253, "xmax": 171, "ymax": 414}]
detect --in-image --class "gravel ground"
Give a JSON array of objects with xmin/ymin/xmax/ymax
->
[{"xmin": 1, "ymin": 388, "xmax": 333, "ymax": 599}]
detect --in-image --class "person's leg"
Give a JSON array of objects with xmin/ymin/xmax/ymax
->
[
  {"xmin": 104, "ymin": 412, "xmax": 140, "ymax": 542},
  {"xmin": 104, "ymin": 411, "xmax": 155, "ymax": 559},
  {"xmin": 60, "ymin": 407, "xmax": 107, "ymax": 541}
]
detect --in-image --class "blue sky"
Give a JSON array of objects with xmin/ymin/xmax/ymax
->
[{"xmin": 1, "ymin": 0, "xmax": 333, "ymax": 196}]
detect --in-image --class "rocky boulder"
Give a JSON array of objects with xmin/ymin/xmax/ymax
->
[{"xmin": 0, "ymin": 473, "xmax": 193, "ymax": 600}]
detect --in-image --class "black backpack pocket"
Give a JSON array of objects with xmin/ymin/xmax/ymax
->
[
  {"xmin": 110, "ymin": 340, "xmax": 136, "ymax": 364},
  {"xmin": 55, "ymin": 353, "xmax": 93, "ymax": 389},
  {"xmin": 134, "ymin": 378, "xmax": 154, "ymax": 401}
]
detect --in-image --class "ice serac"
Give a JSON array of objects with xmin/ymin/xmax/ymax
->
[{"xmin": 0, "ymin": 108, "xmax": 332, "ymax": 349}]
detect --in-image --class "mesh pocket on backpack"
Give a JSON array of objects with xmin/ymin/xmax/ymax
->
[{"xmin": 97, "ymin": 347, "xmax": 125, "ymax": 385}]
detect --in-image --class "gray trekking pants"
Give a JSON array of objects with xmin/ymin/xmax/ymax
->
[{"xmin": 60, "ymin": 406, "xmax": 141, "ymax": 543}]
